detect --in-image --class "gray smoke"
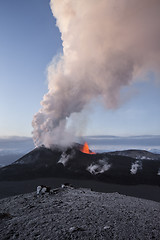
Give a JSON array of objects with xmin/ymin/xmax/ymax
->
[{"xmin": 32, "ymin": 0, "xmax": 160, "ymax": 147}]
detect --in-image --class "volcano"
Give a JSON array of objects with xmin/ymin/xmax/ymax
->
[{"xmin": 0, "ymin": 143, "xmax": 160, "ymax": 185}]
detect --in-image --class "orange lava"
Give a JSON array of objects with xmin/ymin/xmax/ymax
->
[{"xmin": 80, "ymin": 142, "xmax": 96, "ymax": 154}]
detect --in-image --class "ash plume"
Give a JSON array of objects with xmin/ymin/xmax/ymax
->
[{"xmin": 32, "ymin": 0, "xmax": 160, "ymax": 148}]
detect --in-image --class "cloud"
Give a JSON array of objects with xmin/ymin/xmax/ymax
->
[
  {"xmin": 0, "ymin": 136, "xmax": 34, "ymax": 166},
  {"xmin": 32, "ymin": 0, "xmax": 160, "ymax": 147},
  {"xmin": 0, "ymin": 136, "xmax": 34, "ymax": 154},
  {"xmin": 85, "ymin": 135, "xmax": 160, "ymax": 153}
]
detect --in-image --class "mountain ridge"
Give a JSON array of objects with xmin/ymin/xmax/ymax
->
[{"xmin": 0, "ymin": 145, "xmax": 160, "ymax": 185}]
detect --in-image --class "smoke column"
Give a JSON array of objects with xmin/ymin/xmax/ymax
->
[{"xmin": 32, "ymin": 0, "xmax": 160, "ymax": 148}]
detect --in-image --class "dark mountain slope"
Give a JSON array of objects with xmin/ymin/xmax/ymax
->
[
  {"xmin": 109, "ymin": 149, "xmax": 160, "ymax": 160},
  {"xmin": 0, "ymin": 145, "xmax": 160, "ymax": 185}
]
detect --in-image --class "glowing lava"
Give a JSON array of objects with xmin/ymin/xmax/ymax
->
[{"xmin": 80, "ymin": 142, "xmax": 96, "ymax": 154}]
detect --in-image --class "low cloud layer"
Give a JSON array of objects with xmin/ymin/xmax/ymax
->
[
  {"xmin": 0, "ymin": 136, "xmax": 34, "ymax": 154},
  {"xmin": 86, "ymin": 135, "xmax": 160, "ymax": 153},
  {"xmin": 0, "ymin": 137, "xmax": 34, "ymax": 166},
  {"xmin": 32, "ymin": 0, "xmax": 160, "ymax": 147}
]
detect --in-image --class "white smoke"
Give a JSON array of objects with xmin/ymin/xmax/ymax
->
[
  {"xmin": 130, "ymin": 161, "xmax": 142, "ymax": 175},
  {"xmin": 32, "ymin": 0, "xmax": 160, "ymax": 147},
  {"xmin": 87, "ymin": 159, "xmax": 111, "ymax": 175},
  {"xmin": 58, "ymin": 150, "xmax": 75, "ymax": 166},
  {"xmin": 58, "ymin": 152, "xmax": 70, "ymax": 166}
]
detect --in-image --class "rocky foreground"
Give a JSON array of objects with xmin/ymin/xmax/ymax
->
[{"xmin": 0, "ymin": 187, "xmax": 160, "ymax": 240}]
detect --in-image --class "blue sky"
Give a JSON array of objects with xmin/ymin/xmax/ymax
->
[
  {"xmin": 0, "ymin": 0, "xmax": 61, "ymax": 137},
  {"xmin": 0, "ymin": 0, "xmax": 160, "ymax": 139}
]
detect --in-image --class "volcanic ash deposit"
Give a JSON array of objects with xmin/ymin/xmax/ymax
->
[{"xmin": 0, "ymin": 188, "xmax": 160, "ymax": 239}]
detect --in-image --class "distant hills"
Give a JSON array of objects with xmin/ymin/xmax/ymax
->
[{"xmin": 0, "ymin": 144, "xmax": 160, "ymax": 185}]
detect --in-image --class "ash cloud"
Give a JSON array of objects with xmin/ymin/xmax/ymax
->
[{"xmin": 32, "ymin": 0, "xmax": 160, "ymax": 148}]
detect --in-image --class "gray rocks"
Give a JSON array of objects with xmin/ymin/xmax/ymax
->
[{"xmin": 0, "ymin": 188, "xmax": 160, "ymax": 239}]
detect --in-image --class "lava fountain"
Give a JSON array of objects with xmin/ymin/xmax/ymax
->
[{"xmin": 80, "ymin": 142, "xmax": 96, "ymax": 155}]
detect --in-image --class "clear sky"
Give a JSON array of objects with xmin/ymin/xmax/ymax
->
[{"xmin": 0, "ymin": 0, "xmax": 160, "ymax": 138}]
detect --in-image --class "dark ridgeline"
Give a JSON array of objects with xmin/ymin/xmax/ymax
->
[{"xmin": 0, "ymin": 143, "xmax": 160, "ymax": 186}]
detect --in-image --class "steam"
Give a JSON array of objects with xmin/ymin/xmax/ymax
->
[
  {"xmin": 130, "ymin": 161, "xmax": 142, "ymax": 175},
  {"xmin": 58, "ymin": 152, "xmax": 70, "ymax": 166},
  {"xmin": 87, "ymin": 159, "xmax": 111, "ymax": 175},
  {"xmin": 32, "ymin": 0, "xmax": 160, "ymax": 147},
  {"xmin": 58, "ymin": 150, "xmax": 75, "ymax": 166}
]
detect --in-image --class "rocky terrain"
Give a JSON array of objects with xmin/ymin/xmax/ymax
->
[
  {"xmin": 0, "ymin": 187, "xmax": 160, "ymax": 240},
  {"xmin": 0, "ymin": 177, "xmax": 160, "ymax": 202}
]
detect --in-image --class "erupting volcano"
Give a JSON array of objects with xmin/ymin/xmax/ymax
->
[{"xmin": 80, "ymin": 142, "xmax": 96, "ymax": 155}]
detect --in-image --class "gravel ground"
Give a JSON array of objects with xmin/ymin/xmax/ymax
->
[{"xmin": 0, "ymin": 187, "xmax": 160, "ymax": 240}]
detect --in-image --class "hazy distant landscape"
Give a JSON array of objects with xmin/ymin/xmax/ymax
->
[{"xmin": 0, "ymin": 135, "xmax": 160, "ymax": 166}]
